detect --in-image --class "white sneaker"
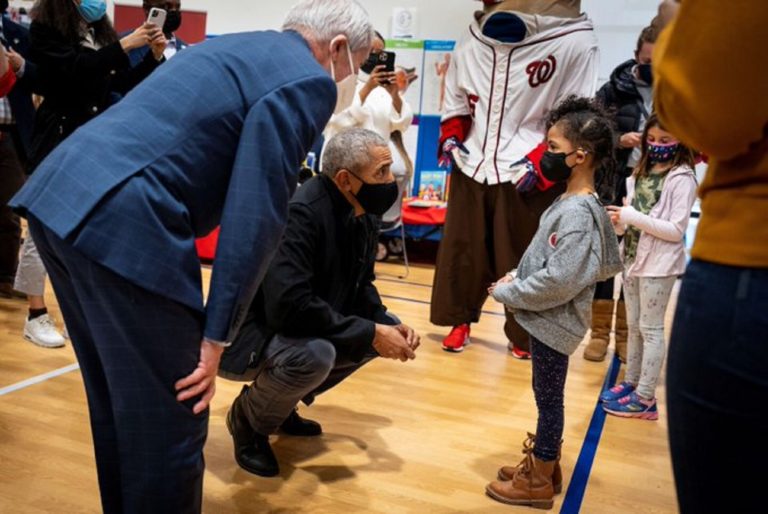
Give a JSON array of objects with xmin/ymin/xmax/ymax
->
[{"xmin": 24, "ymin": 314, "xmax": 66, "ymax": 348}]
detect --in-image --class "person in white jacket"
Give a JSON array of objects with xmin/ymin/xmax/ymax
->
[{"xmin": 323, "ymin": 31, "xmax": 414, "ymax": 223}]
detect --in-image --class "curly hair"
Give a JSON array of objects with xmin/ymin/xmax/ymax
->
[
  {"xmin": 31, "ymin": 0, "xmax": 118, "ymax": 47},
  {"xmin": 546, "ymin": 95, "xmax": 617, "ymax": 202}
]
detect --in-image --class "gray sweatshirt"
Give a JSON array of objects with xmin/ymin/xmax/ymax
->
[{"xmin": 491, "ymin": 193, "xmax": 623, "ymax": 356}]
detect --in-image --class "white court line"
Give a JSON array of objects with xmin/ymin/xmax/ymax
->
[{"xmin": 0, "ymin": 363, "xmax": 80, "ymax": 397}]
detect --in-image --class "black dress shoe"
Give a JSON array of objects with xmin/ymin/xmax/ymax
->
[
  {"xmin": 279, "ymin": 408, "xmax": 322, "ymax": 437},
  {"xmin": 226, "ymin": 386, "xmax": 280, "ymax": 477}
]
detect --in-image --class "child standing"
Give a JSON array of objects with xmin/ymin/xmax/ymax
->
[
  {"xmin": 601, "ymin": 114, "xmax": 698, "ymax": 420},
  {"xmin": 485, "ymin": 97, "xmax": 623, "ymax": 510}
]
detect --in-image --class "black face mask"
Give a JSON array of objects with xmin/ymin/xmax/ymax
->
[
  {"xmin": 164, "ymin": 10, "xmax": 182, "ymax": 34},
  {"xmin": 540, "ymin": 150, "xmax": 578, "ymax": 182},
  {"xmin": 637, "ymin": 63, "xmax": 653, "ymax": 85},
  {"xmin": 348, "ymin": 170, "xmax": 399, "ymax": 216}
]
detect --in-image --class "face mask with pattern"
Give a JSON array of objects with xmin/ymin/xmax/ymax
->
[{"xmin": 647, "ymin": 141, "xmax": 679, "ymax": 164}]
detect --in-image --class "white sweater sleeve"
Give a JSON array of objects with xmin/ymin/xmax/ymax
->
[
  {"xmin": 389, "ymin": 96, "xmax": 414, "ymax": 133},
  {"xmin": 323, "ymin": 87, "xmax": 372, "ymax": 140},
  {"xmin": 619, "ymin": 176, "xmax": 698, "ymax": 243}
]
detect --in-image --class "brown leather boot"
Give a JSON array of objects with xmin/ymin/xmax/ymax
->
[
  {"xmin": 487, "ymin": 452, "xmax": 557, "ymax": 510},
  {"xmin": 615, "ymin": 300, "xmax": 628, "ymax": 363},
  {"xmin": 497, "ymin": 433, "xmax": 562, "ymax": 494},
  {"xmin": 583, "ymin": 300, "xmax": 614, "ymax": 362}
]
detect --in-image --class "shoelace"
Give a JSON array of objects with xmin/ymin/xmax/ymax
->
[
  {"xmin": 610, "ymin": 382, "xmax": 630, "ymax": 394},
  {"xmin": 37, "ymin": 316, "xmax": 57, "ymax": 330}
]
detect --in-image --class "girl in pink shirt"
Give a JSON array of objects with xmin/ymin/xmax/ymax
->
[{"xmin": 601, "ymin": 114, "xmax": 698, "ymax": 420}]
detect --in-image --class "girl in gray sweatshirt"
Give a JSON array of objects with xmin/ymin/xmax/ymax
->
[{"xmin": 485, "ymin": 97, "xmax": 623, "ymax": 510}]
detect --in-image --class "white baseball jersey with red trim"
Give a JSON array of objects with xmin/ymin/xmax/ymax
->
[{"xmin": 443, "ymin": 14, "xmax": 599, "ymax": 185}]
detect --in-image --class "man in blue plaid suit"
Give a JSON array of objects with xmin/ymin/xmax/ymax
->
[{"xmin": 10, "ymin": 1, "xmax": 373, "ymax": 512}]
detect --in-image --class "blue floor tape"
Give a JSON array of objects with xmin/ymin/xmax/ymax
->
[{"xmin": 560, "ymin": 355, "xmax": 622, "ymax": 514}]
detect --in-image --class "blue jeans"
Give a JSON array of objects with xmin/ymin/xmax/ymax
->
[{"xmin": 667, "ymin": 260, "xmax": 768, "ymax": 514}]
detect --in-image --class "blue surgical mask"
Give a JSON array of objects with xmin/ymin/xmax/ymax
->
[{"xmin": 74, "ymin": 0, "xmax": 107, "ymax": 24}]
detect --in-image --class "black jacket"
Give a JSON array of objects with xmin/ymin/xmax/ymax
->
[
  {"xmin": 595, "ymin": 59, "xmax": 648, "ymax": 174},
  {"xmin": 1, "ymin": 16, "xmax": 38, "ymax": 160},
  {"xmin": 26, "ymin": 21, "xmax": 161, "ymax": 172},
  {"xmin": 220, "ymin": 175, "xmax": 395, "ymax": 378}
]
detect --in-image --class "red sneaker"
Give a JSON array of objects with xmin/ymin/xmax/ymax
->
[
  {"xmin": 507, "ymin": 342, "xmax": 532, "ymax": 360},
  {"xmin": 442, "ymin": 324, "xmax": 471, "ymax": 353}
]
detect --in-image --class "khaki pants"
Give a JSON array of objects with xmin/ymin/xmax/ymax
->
[{"xmin": 430, "ymin": 169, "xmax": 563, "ymax": 350}]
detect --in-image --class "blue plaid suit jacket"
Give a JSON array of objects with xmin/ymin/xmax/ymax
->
[{"xmin": 11, "ymin": 30, "xmax": 337, "ymax": 343}]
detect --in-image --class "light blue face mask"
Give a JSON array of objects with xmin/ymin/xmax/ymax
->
[{"xmin": 74, "ymin": 0, "xmax": 107, "ymax": 24}]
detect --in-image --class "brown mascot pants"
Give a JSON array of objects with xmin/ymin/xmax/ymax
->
[{"xmin": 430, "ymin": 168, "xmax": 564, "ymax": 351}]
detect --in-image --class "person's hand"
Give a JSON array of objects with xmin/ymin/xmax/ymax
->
[
  {"xmin": 438, "ymin": 136, "xmax": 470, "ymax": 169},
  {"xmin": 395, "ymin": 324, "xmax": 421, "ymax": 351},
  {"xmin": 7, "ymin": 48, "xmax": 24, "ymax": 73},
  {"xmin": 120, "ymin": 23, "xmax": 163, "ymax": 52},
  {"xmin": 510, "ymin": 156, "xmax": 538, "ymax": 193},
  {"xmin": 149, "ymin": 30, "xmax": 168, "ymax": 61},
  {"xmin": 488, "ymin": 274, "xmax": 513, "ymax": 295},
  {"xmin": 373, "ymin": 324, "xmax": 416, "ymax": 362},
  {"xmin": 359, "ymin": 65, "xmax": 396, "ymax": 105},
  {"xmin": 365, "ymin": 64, "xmax": 396, "ymax": 90},
  {"xmin": 175, "ymin": 339, "xmax": 225, "ymax": 415},
  {"xmin": 0, "ymin": 45, "xmax": 8, "ymax": 76},
  {"xmin": 606, "ymin": 198, "xmax": 629, "ymax": 226},
  {"xmin": 619, "ymin": 132, "xmax": 643, "ymax": 149}
]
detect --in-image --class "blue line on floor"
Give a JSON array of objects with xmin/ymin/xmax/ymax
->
[
  {"xmin": 0, "ymin": 363, "xmax": 80, "ymax": 397},
  {"xmin": 560, "ymin": 354, "xmax": 622, "ymax": 514}
]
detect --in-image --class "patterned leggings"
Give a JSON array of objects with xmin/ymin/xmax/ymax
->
[
  {"xmin": 623, "ymin": 273, "xmax": 677, "ymax": 399},
  {"xmin": 531, "ymin": 337, "xmax": 569, "ymax": 462}
]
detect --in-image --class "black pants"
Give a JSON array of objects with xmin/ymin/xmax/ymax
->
[
  {"xmin": 531, "ymin": 337, "xmax": 569, "ymax": 461},
  {"xmin": 30, "ymin": 217, "xmax": 207, "ymax": 514},
  {"xmin": 0, "ymin": 134, "xmax": 25, "ymax": 284},
  {"xmin": 242, "ymin": 333, "xmax": 379, "ymax": 436},
  {"xmin": 667, "ymin": 260, "xmax": 768, "ymax": 513}
]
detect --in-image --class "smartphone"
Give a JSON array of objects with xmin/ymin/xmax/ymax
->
[
  {"xmin": 378, "ymin": 51, "xmax": 396, "ymax": 73},
  {"xmin": 377, "ymin": 51, "xmax": 396, "ymax": 84},
  {"xmin": 147, "ymin": 7, "xmax": 167, "ymax": 29}
]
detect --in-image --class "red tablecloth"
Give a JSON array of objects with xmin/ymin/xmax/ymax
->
[{"xmin": 401, "ymin": 200, "xmax": 447, "ymax": 226}]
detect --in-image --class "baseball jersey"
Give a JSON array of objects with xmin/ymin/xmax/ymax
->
[{"xmin": 443, "ymin": 13, "xmax": 599, "ymax": 185}]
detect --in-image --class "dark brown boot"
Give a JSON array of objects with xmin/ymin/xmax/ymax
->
[
  {"xmin": 497, "ymin": 433, "xmax": 562, "ymax": 494},
  {"xmin": 615, "ymin": 300, "xmax": 628, "ymax": 363},
  {"xmin": 487, "ymin": 452, "xmax": 557, "ymax": 510},
  {"xmin": 583, "ymin": 300, "xmax": 614, "ymax": 362}
]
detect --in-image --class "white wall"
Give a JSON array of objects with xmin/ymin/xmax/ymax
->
[{"xmin": 111, "ymin": 0, "xmax": 660, "ymax": 82}]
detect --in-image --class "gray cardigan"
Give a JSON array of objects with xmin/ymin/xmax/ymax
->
[{"xmin": 492, "ymin": 194, "xmax": 623, "ymax": 356}]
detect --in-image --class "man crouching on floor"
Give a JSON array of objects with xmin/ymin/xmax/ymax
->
[{"xmin": 219, "ymin": 128, "xmax": 421, "ymax": 477}]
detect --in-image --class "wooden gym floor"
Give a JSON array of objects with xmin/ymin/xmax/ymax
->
[{"xmin": 0, "ymin": 262, "xmax": 678, "ymax": 513}]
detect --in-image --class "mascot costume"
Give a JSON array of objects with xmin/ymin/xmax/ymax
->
[{"xmin": 431, "ymin": 0, "xmax": 600, "ymax": 357}]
